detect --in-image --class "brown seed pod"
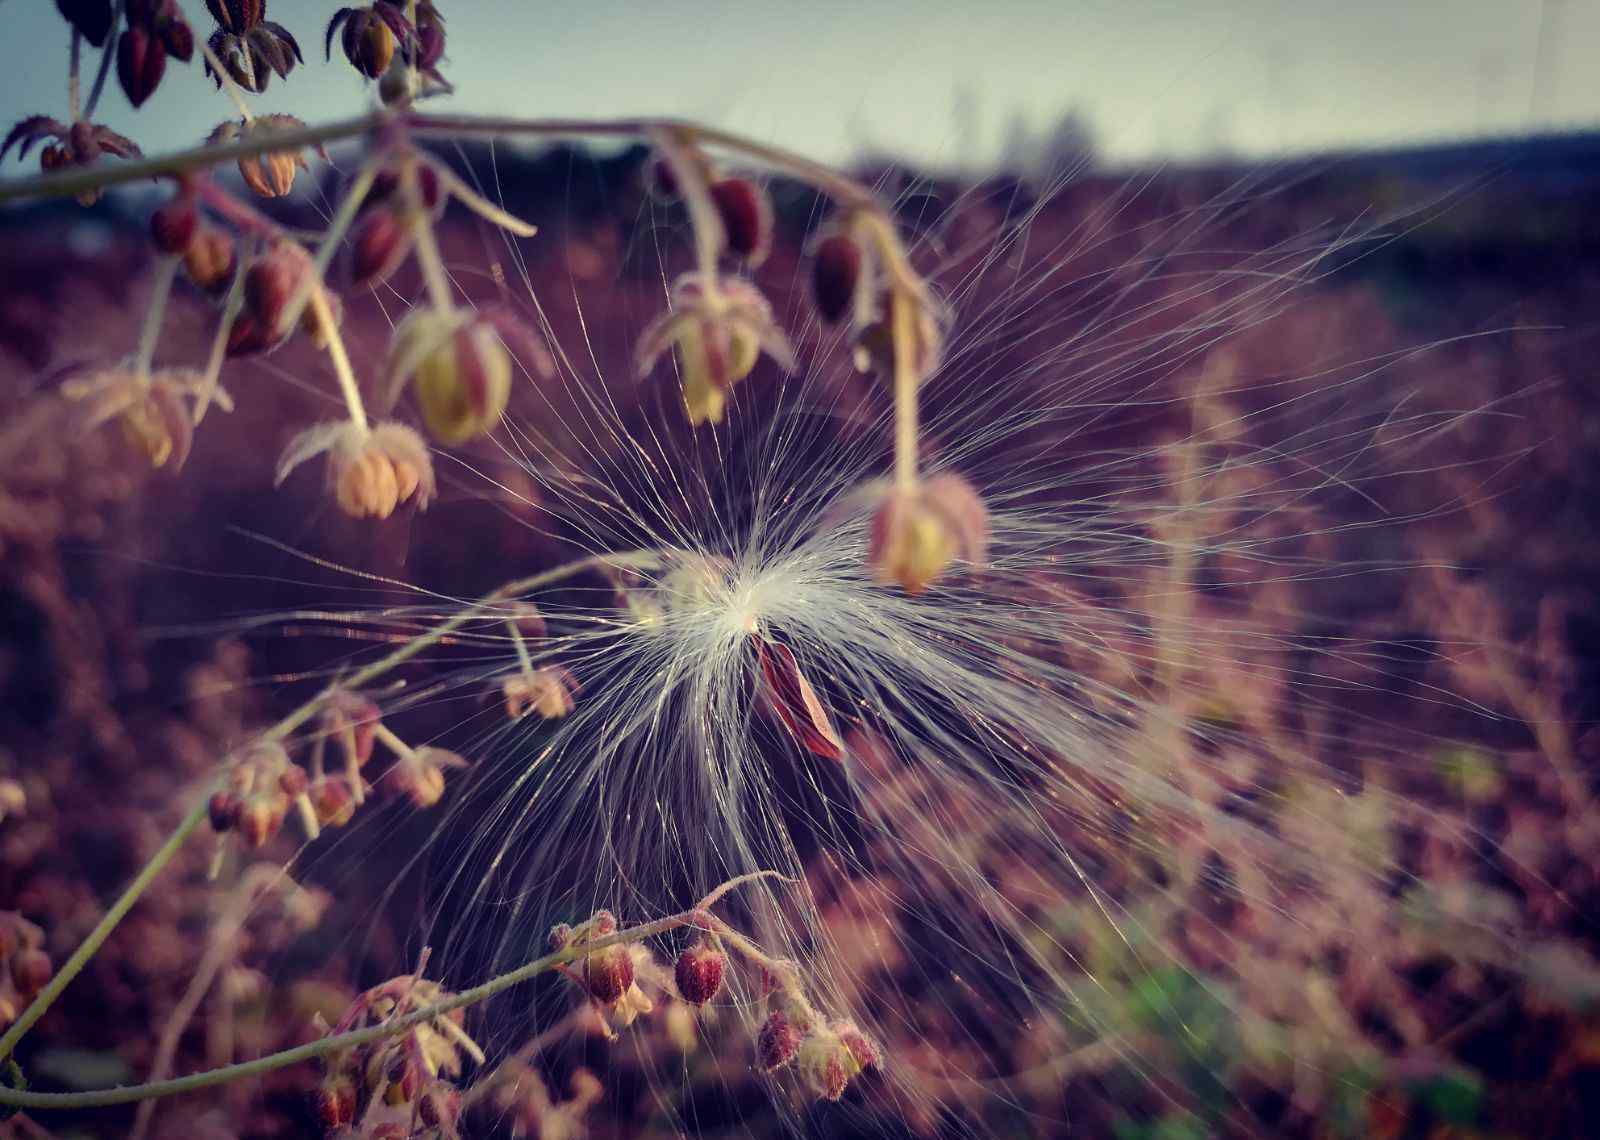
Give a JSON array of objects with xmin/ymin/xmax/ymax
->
[
  {"xmin": 810, "ymin": 233, "xmax": 863, "ymax": 324},
  {"xmin": 709, "ymin": 177, "xmax": 773, "ymax": 264}
]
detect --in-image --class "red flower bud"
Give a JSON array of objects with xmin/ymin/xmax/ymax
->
[
  {"xmin": 674, "ymin": 940, "xmax": 726, "ymax": 1005},
  {"xmin": 150, "ymin": 194, "xmax": 198, "ymax": 255},
  {"xmin": 348, "ymin": 206, "xmax": 410, "ymax": 289},
  {"xmin": 208, "ymin": 790, "xmax": 242, "ymax": 831},
  {"xmin": 243, "ymin": 248, "xmax": 304, "ymax": 344},
  {"xmin": 205, "ymin": 0, "xmax": 264, "ymax": 33},
  {"xmin": 583, "ymin": 942, "xmax": 634, "ymax": 1004},
  {"xmin": 161, "ymin": 15, "xmax": 195, "ymax": 62},
  {"xmin": 311, "ymin": 1076, "xmax": 357, "ymax": 1128},
  {"xmin": 811, "ymin": 234, "xmax": 863, "ymax": 324},
  {"xmin": 117, "ymin": 25, "xmax": 168, "ymax": 109},
  {"xmin": 757, "ymin": 1009, "xmax": 802, "ymax": 1071},
  {"xmin": 12, "ymin": 949, "xmax": 52, "ymax": 996},
  {"xmin": 278, "ymin": 764, "xmax": 309, "ymax": 797},
  {"xmin": 709, "ymin": 177, "xmax": 772, "ymax": 264}
]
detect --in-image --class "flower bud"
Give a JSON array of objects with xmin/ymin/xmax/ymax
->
[
  {"xmin": 349, "ymin": 206, "xmax": 410, "ymax": 289},
  {"xmin": 183, "ymin": 225, "xmax": 236, "ymax": 295},
  {"xmin": 161, "ymin": 14, "xmax": 195, "ymax": 62},
  {"xmin": 57, "ymin": 0, "xmax": 115, "ymax": 47},
  {"xmin": 867, "ymin": 473, "xmax": 989, "ymax": 594},
  {"xmin": 206, "ymin": 1, "xmax": 264, "ymax": 33},
  {"xmin": 12, "ymin": 949, "xmax": 52, "ymax": 997},
  {"xmin": 757, "ymin": 1008, "xmax": 802, "ymax": 1071},
  {"xmin": 390, "ymin": 312, "xmax": 514, "ymax": 446},
  {"xmin": 278, "ymin": 764, "xmax": 309, "ymax": 798},
  {"xmin": 117, "ymin": 25, "xmax": 167, "ymax": 109},
  {"xmin": 798, "ymin": 1031, "xmax": 855, "ymax": 1101},
  {"xmin": 832, "ymin": 1019, "xmax": 881, "ymax": 1071},
  {"xmin": 310, "ymin": 777, "xmax": 356, "ymax": 827},
  {"xmin": 502, "ymin": 665, "xmax": 577, "ymax": 721},
  {"xmin": 149, "ymin": 194, "xmax": 198, "ymax": 255},
  {"xmin": 583, "ymin": 942, "xmax": 634, "ymax": 1004},
  {"xmin": 810, "ymin": 234, "xmax": 863, "ymax": 324},
  {"xmin": 208, "ymin": 790, "xmax": 242, "ymax": 831},
  {"xmin": 243, "ymin": 247, "xmax": 304, "ymax": 344},
  {"xmin": 709, "ymin": 177, "xmax": 772, "ymax": 264},
  {"xmin": 238, "ymin": 798, "xmax": 281, "ymax": 847},
  {"xmin": 673, "ymin": 940, "xmax": 725, "ymax": 1005}
]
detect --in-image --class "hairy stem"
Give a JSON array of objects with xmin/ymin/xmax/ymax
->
[
  {"xmin": 193, "ymin": 258, "xmax": 247, "ymax": 425},
  {"xmin": 133, "ymin": 255, "xmax": 181, "ymax": 383},
  {"xmin": 67, "ymin": 29, "xmax": 82, "ymax": 122},
  {"xmin": 198, "ymin": 38, "xmax": 254, "ymax": 123}
]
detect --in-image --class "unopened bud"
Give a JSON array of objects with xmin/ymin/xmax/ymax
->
[
  {"xmin": 310, "ymin": 777, "xmax": 356, "ymax": 827},
  {"xmin": 208, "ymin": 790, "xmax": 242, "ymax": 832},
  {"xmin": 583, "ymin": 942, "xmax": 634, "ymax": 1004},
  {"xmin": 238, "ymin": 799, "xmax": 281, "ymax": 847},
  {"xmin": 117, "ymin": 25, "xmax": 167, "ymax": 109},
  {"xmin": 243, "ymin": 248, "xmax": 304, "ymax": 344},
  {"xmin": 278, "ymin": 764, "xmax": 309, "ymax": 797},
  {"xmin": 757, "ymin": 1008, "xmax": 802, "ymax": 1071},
  {"xmin": 57, "ymin": 0, "xmax": 115, "ymax": 47},
  {"xmin": 709, "ymin": 177, "xmax": 772, "ymax": 264},
  {"xmin": 349, "ymin": 206, "xmax": 410, "ymax": 289},
  {"xmin": 811, "ymin": 233, "xmax": 863, "ymax": 324},
  {"xmin": 394, "ymin": 314, "xmax": 513, "ymax": 446},
  {"xmin": 149, "ymin": 194, "xmax": 198, "ymax": 255},
  {"xmin": 798, "ymin": 1032, "xmax": 854, "ymax": 1101},
  {"xmin": 673, "ymin": 940, "xmax": 726, "ymax": 1005},
  {"xmin": 183, "ymin": 225, "xmax": 236, "ymax": 295},
  {"xmin": 312, "ymin": 1076, "xmax": 357, "ymax": 1128},
  {"xmin": 12, "ymin": 949, "xmax": 52, "ymax": 996}
]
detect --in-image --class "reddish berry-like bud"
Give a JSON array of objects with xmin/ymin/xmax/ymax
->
[
  {"xmin": 832, "ymin": 1019, "xmax": 881, "ymax": 1070},
  {"xmin": 811, "ymin": 234, "xmax": 863, "ymax": 324},
  {"xmin": 583, "ymin": 942, "xmax": 634, "ymax": 1004},
  {"xmin": 161, "ymin": 15, "xmax": 195, "ymax": 62},
  {"xmin": 57, "ymin": 0, "xmax": 115, "ymax": 47},
  {"xmin": 709, "ymin": 178, "xmax": 772, "ymax": 264},
  {"xmin": 548, "ymin": 922, "xmax": 573, "ymax": 951},
  {"xmin": 311, "ymin": 1076, "xmax": 357, "ymax": 1128},
  {"xmin": 149, "ymin": 194, "xmax": 198, "ymax": 255},
  {"xmin": 674, "ymin": 940, "xmax": 726, "ymax": 1005},
  {"xmin": 13, "ymin": 949, "xmax": 52, "ymax": 996},
  {"xmin": 117, "ymin": 25, "xmax": 168, "ymax": 109},
  {"xmin": 349, "ymin": 206, "xmax": 409, "ymax": 289},
  {"xmin": 182, "ymin": 225, "xmax": 236, "ymax": 295},
  {"xmin": 757, "ymin": 1009, "xmax": 802, "ymax": 1071},
  {"xmin": 243, "ymin": 248, "xmax": 303, "ymax": 344},
  {"xmin": 799, "ymin": 1033, "xmax": 853, "ymax": 1101},
  {"xmin": 208, "ymin": 790, "xmax": 241, "ymax": 831}
]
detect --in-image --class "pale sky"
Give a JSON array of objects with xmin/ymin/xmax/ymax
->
[{"xmin": 1, "ymin": 1, "xmax": 1597, "ymax": 171}]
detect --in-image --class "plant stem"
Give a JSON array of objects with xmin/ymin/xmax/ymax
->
[
  {"xmin": 280, "ymin": 162, "xmax": 381, "ymax": 334},
  {"xmin": 0, "ymin": 795, "xmax": 211, "ymax": 1065},
  {"xmin": 197, "ymin": 38, "xmax": 254, "ymax": 123},
  {"xmin": 81, "ymin": 0, "xmax": 123, "ymax": 121},
  {"xmin": 193, "ymin": 258, "xmax": 246, "ymax": 425},
  {"xmin": 67, "ymin": 29, "xmax": 82, "ymax": 122},
  {"xmin": 0, "ymin": 864, "xmax": 780, "ymax": 1112},
  {"xmin": 133, "ymin": 255, "xmax": 181, "ymax": 384},
  {"xmin": 891, "ymin": 288, "xmax": 919, "ymax": 491},
  {"xmin": 0, "ymin": 550, "xmax": 661, "ymax": 1069},
  {"xmin": 309, "ymin": 287, "xmax": 370, "ymax": 434},
  {"xmin": 408, "ymin": 161, "xmax": 455, "ymax": 311}
]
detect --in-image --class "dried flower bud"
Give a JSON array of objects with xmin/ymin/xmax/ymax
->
[
  {"xmin": 413, "ymin": 2, "xmax": 446, "ymax": 69},
  {"xmin": 208, "ymin": 790, "xmax": 242, "ymax": 831},
  {"xmin": 757, "ymin": 1008, "xmax": 802, "ymax": 1071},
  {"xmin": 149, "ymin": 193, "xmax": 198, "ymax": 255},
  {"xmin": 674, "ymin": 940, "xmax": 726, "ymax": 1005},
  {"xmin": 868, "ymin": 472, "xmax": 989, "ymax": 594},
  {"xmin": 277, "ymin": 420, "xmax": 436, "ymax": 520},
  {"xmin": 709, "ymin": 177, "xmax": 772, "ymax": 264},
  {"xmin": 58, "ymin": 0, "xmax": 115, "ymax": 47},
  {"xmin": 12, "ymin": 949, "xmax": 52, "ymax": 997},
  {"xmin": 327, "ymin": 3, "xmax": 411, "ymax": 79},
  {"xmin": 811, "ymin": 233, "xmax": 863, "ymax": 324},
  {"xmin": 582, "ymin": 940, "xmax": 633, "ymax": 1005},
  {"xmin": 183, "ymin": 225, "xmax": 236, "ymax": 294},
  {"xmin": 502, "ymin": 665, "xmax": 577, "ymax": 721},
  {"xmin": 117, "ymin": 25, "xmax": 168, "ymax": 108},
  {"xmin": 205, "ymin": 0, "xmax": 264, "ymax": 33}
]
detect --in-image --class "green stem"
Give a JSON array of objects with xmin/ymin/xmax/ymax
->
[
  {"xmin": 0, "ymin": 550, "xmax": 661, "ymax": 1069},
  {"xmin": 133, "ymin": 255, "xmax": 181, "ymax": 383},
  {"xmin": 280, "ymin": 161, "xmax": 381, "ymax": 335}
]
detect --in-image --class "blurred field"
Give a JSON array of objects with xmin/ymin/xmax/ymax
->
[{"xmin": 1, "ymin": 135, "xmax": 1599, "ymax": 1138}]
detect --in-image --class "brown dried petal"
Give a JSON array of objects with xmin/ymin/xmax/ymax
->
[{"xmin": 757, "ymin": 638, "xmax": 844, "ymax": 761}]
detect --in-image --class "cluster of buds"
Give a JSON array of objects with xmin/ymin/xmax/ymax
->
[
  {"xmin": 867, "ymin": 471, "xmax": 990, "ymax": 594},
  {"xmin": 207, "ymin": 740, "xmax": 316, "ymax": 848},
  {"xmin": 274, "ymin": 419, "xmax": 434, "ymax": 520},
  {"xmin": 203, "ymin": 0, "xmax": 303, "ymax": 93},
  {"xmin": 327, "ymin": 2, "xmax": 447, "ymax": 103},
  {"xmin": 756, "ymin": 1000, "xmax": 880, "ymax": 1102},
  {"xmin": 313, "ymin": 971, "xmax": 481, "ymax": 1137},
  {"xmin": 1, "ymin": 117, "xmax": 140, "ymax": 205},
  {"xmin": 551, "ymin": 912, "xmax": 656, "ymax": 1035},
  {"xmin": 118, "ymin": 0, "xmax": 196, "ymax": 108},
  {"xmin": 207, "ymin": 114, "xmax": 321, "ymax": 199},
  {"xmin": 0, "ymin": 913, "xmax": 53, "ymax": 1028},
  {"xmin": 485, "ymin": 1063, "xmax": 602, "ymax": 1140},
  {"xmin": 306, "ymin": 688, "xmax": 380, "ymax": 825}
]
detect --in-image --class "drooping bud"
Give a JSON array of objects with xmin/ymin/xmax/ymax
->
[
  {"xmin": 348, "ymin": 206, "xmax": 410, "ymax": 289},
  {"xmin": 161, "ymin": 13, "xmax": 195, "ymax": 61},
  {"xmin": 237, "ymin": 797, "xmax": 281, "ymax": 847},
  {"xmin": 310, "ymin": 776, "xmax": 357, "ymax": 827},
  {"xmin": 242, "ymin": 246, "xmax": 306, "ymax": 346},
  {"xmin": 673, "ymin": 940, "xmax": 726, "ymax": 1005},
  {"xmin": 182, "ymin": 225, "xmax": 236, "ymax": 294},
  {"xmin": 205, "ymin": 0, "xmax": 264, "ymax": 33},
  {"xmin": 57, "ymin": 0, "xmax": 115, "ymax": 47},
  {"xmin": 311, "ymin": 1075, "xmax": 357, "ymax": 1129},
  {"xmin": 798, "ymin": 1030, "xmax": 858, "ymax": 1101},
  {"xmin": 277, "ymin": 420, "xmax": 436, "ymax": 520},
  {"xmin": 709, "ymin": 177, "xmax": 772, "ymax": 264},
  {"xmin": 757, "ymin": 1008, "xmax": 803, "ymax": 1071},
  {"xmin": 327, "ymin": 3, "xmax": 411, "ymax": 79},
  {"xmin": 582, "ymin": 941, "xmax": 635, "ymax": 1005},
  {"xmin": 149, "ymin": 193, "xmax": 198, "ymax": 255},
  {"xmin": 12, "ymin": 949, "xmax": 52, "ymax": 997},
  {"xmin": 810, "ymin": 233, "xmax": 864, "ymax": 324},
  {"xmin": 208, "ymin": 790, "xmax": 242, "ymax": 831},
  {"xmin": 412, "ymin": 2, "xmax": 446, "ymax": 70},
  {"xmin": 117, "ymin": 24, "xmax": 168, "ymax": 108},
  {"xmin": 867, "ymin": 472, "xmax": 989, "ymax": 594},
  {"xmin": 388, "ymin": 311, "xmax": 514, "ymax": 446},
  {"xmin": 502, "ymin": 664, "xmax": 577, "ymax": 721}
]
